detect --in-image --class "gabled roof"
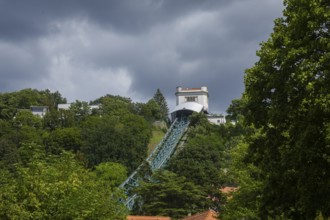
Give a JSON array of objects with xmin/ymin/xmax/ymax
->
[
  {"xmin": 180, "ymin": 210, "xmax": 218, "ymax": 220},
  {"xmin": 127, "ymin": 216, "xmax": 171, "ymax": 220}
]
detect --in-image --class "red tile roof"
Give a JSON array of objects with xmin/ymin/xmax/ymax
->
[
  {"xmin": 220, "ymin": 186, "xmax": 238, "ymax": 194},
  {"xmin": 180, "ymin": 210, "xmax": 218, "ymax": 220},
  {"xmin": 127, "ymin": 216, "xmax": 171, "ymax": 220}
]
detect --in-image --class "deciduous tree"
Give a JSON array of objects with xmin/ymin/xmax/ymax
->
[
  {"xmin": 243, "ymin": 0, "xmax": 330, "ymax": 218},
  {"xmin": 0, "ymin": 143, "xmax": 127, "ymax": 219},
  {"xmin": 133, "ymin": 170, "xmax": 210, "ymax": 219}
]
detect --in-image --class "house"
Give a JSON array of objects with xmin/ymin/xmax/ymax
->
[
  {"xmin": 127, "ymin": 216, "xmax": 171, "ymax": 220},
  {"xmin": 180, "ymin": 210, "xmax": 218, "ymax": 220},
  {"xmin": 207, "ymin": 114, "xmax": 226, "ymax": 125},
  {"xmin": 30, "ymin": 106, "xmax": 49, "ymax": 117},
  {"xmin": 57, "ymin": 103, "xmax": 71, "ymax": 110}
]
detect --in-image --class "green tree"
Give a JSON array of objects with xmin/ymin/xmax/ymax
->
[
  {"xmin": 140, "ymin": 99, "xmax": 162, "ymax": 121},
  {"xmin": 94, "ymin": 162, "xmax": 127, "ymax": 187},
  {"xmin": 243, "ymin": 0, "xmax": 330, "ymax": 218},
  {"xmin": 221, "ymin": 134, "xmax": 263, "ymax": 220},
  {"xmin": 69, "ymin": 100, "xmax": 91, "ymax": 123},
  {"xmin": 0, "ymin": 89, "xmax": 66, "ymax": 120},
  {"xmin": 45, "ymin": 127, "xmax": 83, "ymax": 154},
  {"xmin": 0, "ymin": 143, "xmax": 127, "ymax": 219},
  {"xmin": 43, "ymin": 109, "xmax": 61, "ymax": 130},
  {"xmin": 226, "ymin": 98, "xmax": 246, "ymax": 123},
  {"xmin": 41, "ymin": 89, "xmax": 67, "ymax": 111},
  {"xmin": 93, "ymin": 95, "xmax": 134, "ymax": 116},
  {"xmin": 81, "ymin": 114, "xmax": 151, "ymax": 172},
  {"xmin": 168, "ymin": 132, "xmax": 225, "ymax": 194},
  {"xmin": 11, "ymin": 111, "xmax": 44, "ymax": 147},
  {"xmin": 168, "ymin": 113, "xmax": 226, "ymax": 211},
  {"xmin": 153, "ymin": 89, "xmax": 169, "ymax": 121},
  {"xmin": 14, "ymin": 110, "xmax": 42, "ymax": 129},
  {"xmin": 133, "ymin": 170, "xmax": 210, "ymax": 219}
]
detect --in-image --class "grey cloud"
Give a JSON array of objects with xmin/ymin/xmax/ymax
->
[{"xmin": 0, "ymin": 0, "xmax": 234, "ymax": 41}]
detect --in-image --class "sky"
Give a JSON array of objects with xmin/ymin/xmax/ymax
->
[{"xmin": 0, "ymin": 0, "xmax": 284, "ymax": 113}]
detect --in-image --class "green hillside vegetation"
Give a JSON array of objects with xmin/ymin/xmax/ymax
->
[
  {"xmin": 0, "ymin": 88, "xmax": 170, "ymax": 219},
  {"xmin": 1, "ymin": 0, "xmax": 329, "ymax": 218}
]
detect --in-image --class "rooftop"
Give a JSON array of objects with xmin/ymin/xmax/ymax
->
[
  {"xmin": 181, "ymin": 210, "xmax": 218, "ymax": 220},
  {"xmin": 127, "ymin": 216, "xmax": 171, "ymax": 220},
  {"xmin": 220, "ymin": 186, "xmax": 238, "ymax": 194}
]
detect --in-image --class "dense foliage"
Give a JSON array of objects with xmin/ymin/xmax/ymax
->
[
  {"xmin": 133, "ymin": 170, "xmax": 210, "ymax": 219},
  {"xmin": 223, "ymin": 0, "xmax": 330, "ymax": 219},
  {"xmin": 0, "ymin": 88, "xmax": 168, "ymax": 218},
  {"xmin": 0, "ymin": 143, "xmax": 127, "ymax": 219},
  {"xmin": 168, "ymin": 113, "xmax": 226, "ymax": 210},
  {"xmin": 81, "ymin": 113, "xmax": 151, "ymax": 173},
  {"xmin": 0, "ymin": 89, "xmax": 66, "ymax": 120}
]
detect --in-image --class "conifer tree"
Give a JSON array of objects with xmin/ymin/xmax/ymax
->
[{"xmin": 153, "ymin": 89, "xmax": 169, "ymax": 121}]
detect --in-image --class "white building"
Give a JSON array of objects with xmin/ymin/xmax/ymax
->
[
  {"xmin": 58, "ymin": 103, "xmax": 71, "ymax": 110},
  {"xmin": 175, "ymin": 86, "xmax": 209, "ymax": 112},
  {"xmin": 170, "ymin": 86, "xmax": 226, "ymax": 124},
  {"xmin": 31, "ymin": 106, "xmax": 49, "ymax": 117},
  {"xmin": 207, "ymin": 114, "xmax": 226, "ymax": 125}
]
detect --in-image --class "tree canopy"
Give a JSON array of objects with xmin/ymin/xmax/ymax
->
[
  {"xmin": 133, "ymin": 170, "xmax": 210, "ymax": 219},
  {"xmin": 0, "ymin": 143, "xmax": 127, "ymax": 219},
  {"xmin": 242, "ymin": 0, "xmax": 330, "ymax": 218}
]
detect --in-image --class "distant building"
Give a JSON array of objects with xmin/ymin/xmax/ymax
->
[
  {"xmin": 207, "ymin": 114, "xmax": 226, "ymax": 125},
  {"xmin": 58, "ymin": 103, "xmax": 71, "ymax": 110},
  {"xmin": 30, "ymin": 106, "xmax": 49, "ymax": 117}
]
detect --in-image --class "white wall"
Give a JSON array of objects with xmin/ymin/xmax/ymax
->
[
  {"xmin": 207, "ymin": 116, "xmax": 226, "ymax": 125},
  {"xmin": 175, "ymin": 86, "xmax": 209, "ymax": 112}
]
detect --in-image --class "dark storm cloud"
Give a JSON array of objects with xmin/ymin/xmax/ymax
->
[
  {"xmin": 0, "ymin": 0, "xmax": 232, "ymax": 41},
  {"xmin": 0, "ymin": 0, "xmax": 284, "ymax": 113}
]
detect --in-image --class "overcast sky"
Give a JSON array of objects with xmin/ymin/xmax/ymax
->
[{"xmin": 0, "ymin": 0, "xmax": 284, "ymax": 113}]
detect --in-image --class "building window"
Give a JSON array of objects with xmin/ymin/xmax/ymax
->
[{"xmin": 185, "ymin": 96, "xmax": 197, "ymax": 102}]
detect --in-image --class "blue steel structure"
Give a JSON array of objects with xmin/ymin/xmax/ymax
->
[{"xmin": 119, "ymin": 117, "xmax": 190, "ymax": 210}]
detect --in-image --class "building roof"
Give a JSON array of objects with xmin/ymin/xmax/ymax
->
[
  {"xmin": 180, "ymin": 210, "xmax": 218, "ymax": 220},
  {"xmin": 220, "ymin": 186, "xmax": 238, "ymax": 194},
  {"xmin": 170, "ymin": 102, "xmax": 204, "ymax": 114},
  {"xmin": 127, "ymin": 216, "xmax": 171, "ymax": 220}
]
